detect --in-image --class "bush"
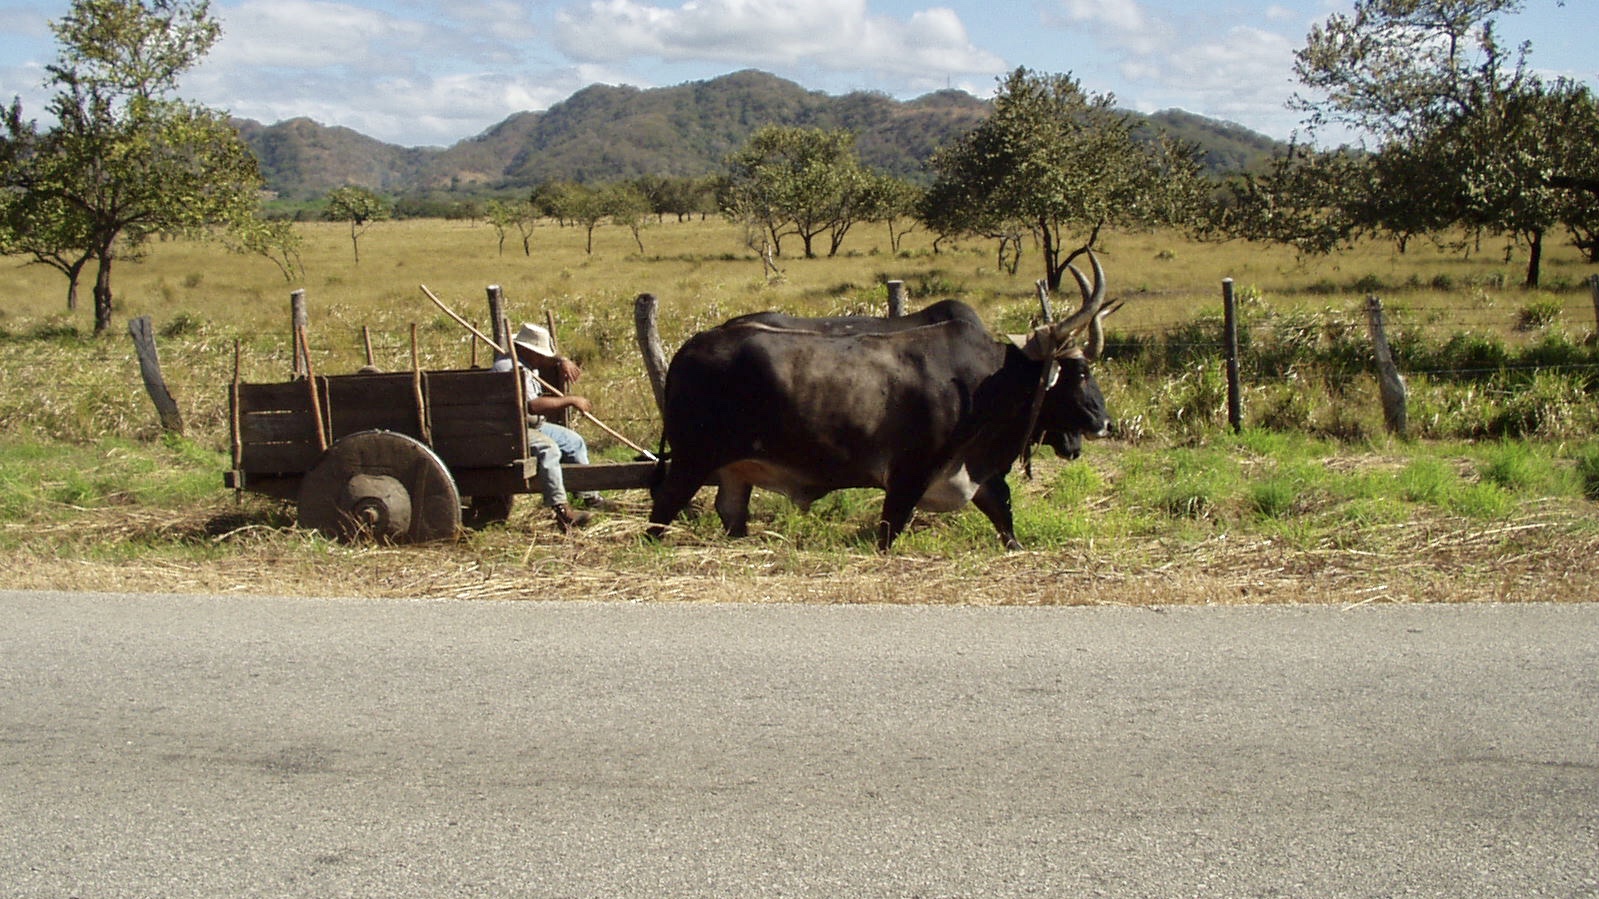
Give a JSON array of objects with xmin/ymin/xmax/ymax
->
[
  {"xmin": 1490, "ymin": 372, "xmax": 1591, "ymax": 438},
  {"xmin": 1575, "ymin": 446, "xmax": 1599, "ymax": 501},
  {"xmin": 1516, "ymin": 298, "xmax": 1564, "ymax": 331}
]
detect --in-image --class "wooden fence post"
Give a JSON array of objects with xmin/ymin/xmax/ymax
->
[
  {"xmin": 486, "ymin": 284, "xmax": 508, "ymax": 354},
  {"xmin": 886, "ymin": 280, "xmax": 907, "ymax": 318},
  {"xmin": 1365, "ymin": 294, "xmax": 1408, "ymax": 437},
  {"xmin": 128, "ymin": 315, "xmax": 184, "ymax": 435},
  {"xmin": 290, "ymin": 289, "xmax": 308, "ymax": 379},
  {"xmin": 1222, "ymin": 278, "xmax": 1242, "ymax": 434},
  {"xmin": 635, "ymin": 292, "xmax": 669, "ymax": 416}
]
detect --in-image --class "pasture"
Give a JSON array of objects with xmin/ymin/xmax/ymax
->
[{"xmin": 1, "ymin": 216, "xmax": 1596, "ymax": 604}]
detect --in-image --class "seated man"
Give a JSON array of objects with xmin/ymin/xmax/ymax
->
[{"xmin": 494, "ymin": 323, "xmax": 614, "ymax": 532}]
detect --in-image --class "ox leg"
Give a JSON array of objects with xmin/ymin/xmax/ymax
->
[
  {"xmin": 876, "ymin": 472, "xmax": 931, "ymax": 552},
  {"xmin": 971, "ymin": 476, "xmax": 1022, "ymax": 551},
  {"xmin": 714, "ymin": 475, "xmax": 754, "ymax": 538},
  {"xmin": 647, "ymin": 463, "xmax": 711, "ymax": 540}
]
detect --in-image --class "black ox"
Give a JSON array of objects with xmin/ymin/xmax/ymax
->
[{"xmin": 646, "ymin": 254, "xmax": 1110, "ymax": 551}]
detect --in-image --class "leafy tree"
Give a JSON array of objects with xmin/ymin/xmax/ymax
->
[
  {"xmin": 540, "ymin": 182, "xmax": 647, "ymax": 254},
  {"xmin": 1291, "ymin": 0, "xmax": 1593, "ymax": 286},
  {"xmin": 722, "ymin": 126, "xmax": 871, "ymax": 258},
  {"xmin": 1207, "ymin": 144, "xmax": 1370, "ymax": 256},
  {"xmin": 485, "ymin": 197, "xmax": 536, "ymax": 256},
  {"xmin": 0, "ymin": 0, "xmax": 283, "ymax": 334},
  {"xmin": 531, "ymin": 181, "xmax": 578, "ymax": 226},
  {"xmin": 859, "ymin": 172, "xmax": 923, "ymax": 254},
  {"xmin": 324, "ymin": 185, "xmax": 388, "ymax": 264},
  {"xmin": 606, "ymin": 182, "xmax": 651, "ymax": 254},
  {"xmin": 920, "ymin": 68, "xmax": 1205, "ymax": 292},
  {"xmin": 632, "ymin": 175, "xmax": 719, "ymax": 223},
  {"xmin": 1551, "ymin": 83, "xmax": 1599, "ymax": 262},
  {"xmin": 0, "ymin": 115, "xmax": 96, "ymax": 310}
]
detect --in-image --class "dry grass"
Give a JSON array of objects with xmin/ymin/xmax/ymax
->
[{"xmin": 3, "ymin": 457, "xmax": 1595, "ymax": 607}]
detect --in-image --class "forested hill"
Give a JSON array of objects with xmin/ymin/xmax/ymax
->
[{"xmin": 234, "ymin": 69, "xmax": 1285, "ymax": 201}]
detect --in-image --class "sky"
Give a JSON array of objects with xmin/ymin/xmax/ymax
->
[{"xmin": 1, "ymin": 0, "xmax": 1594, "ymax": 149}]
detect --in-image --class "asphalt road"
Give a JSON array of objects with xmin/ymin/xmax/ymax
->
[{"xmin": 2, "ymin": 590, "xmax": 1596, "ymax": 898}]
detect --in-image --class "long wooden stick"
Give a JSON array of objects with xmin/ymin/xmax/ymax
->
[
  {"xmin": 420, "ymin": 284, "xmax": 659, "ymax": 460},
  {"xmin": 296, "ymin": 323, "xmax": 328, "ymax": 452}
]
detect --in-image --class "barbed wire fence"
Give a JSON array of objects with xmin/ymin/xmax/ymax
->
[{"xmin": 276, "ymin": 274, "xmax": 1599, "ymax": 443}]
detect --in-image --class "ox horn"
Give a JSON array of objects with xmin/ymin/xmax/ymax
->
[
  {"xmin": 1018, "ymin": 249, "xmax": 1106, "ymax": 362},
  {"xmin": 1063, "ymin": 257, "xmax": 1125, "ymax": 362},
  {"xmin": 1054, "ymin": 247, "xmax": 1106, "ymax": 338}
]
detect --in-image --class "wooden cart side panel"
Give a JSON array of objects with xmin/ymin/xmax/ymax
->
[
  {"xmin": 323, "ymin": 374, "xmax": 424, "ymax": 443},
  {"xmin": 235, "ymin": 381, "xmax": 323, "ymax": 474},
  {"xmin": 426, "ymin": 369, "xmax": 524, "ymax": 470},
  {"xmin": 233, "ymin": 368, "xmax": 532, "ymax": 480}
]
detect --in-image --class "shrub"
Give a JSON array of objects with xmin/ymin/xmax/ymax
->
[
  {"xmin": 1476, "ymin": 441, "xmax": 1554, "ymax": 494},
  {"xmin": 1489, "ymin": 372, "xmax": 1589, "ymax": 438},
  {"xmin": 1516, "ymin": 298, "xmax": 1564, "ymax": 331},
  {"xmin": 1575, "ymin": 446, "xmax": 1599, "ymax": 501}
]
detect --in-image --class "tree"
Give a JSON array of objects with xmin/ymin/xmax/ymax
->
[
  {"xmin": 920, "ymin": 68, "xmax": 1205, "ymax": 292},
  {"xmin": 1551, "ymin": 83, "xmax": 1599, "ymax": 262},
  {"xmin": 722, "ymin": 126, "xmax": 872, "ymax": 259},
  {"xmin": 485, "ymin": 197, "xmax": 536, "ymax": 256},
  {"xmin": 859, "ymin": 172, "xmax": 923, "ymax": 254},
  {"xmin": 1290, "ymin": 0, "xmax": 1594, "ymax": 286},
  {"xmin": 0, "ymin": 0, "xmax": 283, "ymax": 334},
  {"xmin": 324, "ymin": 186, "xmax": 388, "ymax": 264},
  {"xmin": 605, "ymin": 182, "xmax": 651, "ymax": 254},
  {"xmin": 1207, "ymin": 144, "xmax": 1373, "ymax": 256},
  {"xmin": 0, "ymin": 112, "xmax": 96, "ymax": 310}
]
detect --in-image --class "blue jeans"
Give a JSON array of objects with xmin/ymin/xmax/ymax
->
[
  {"xmin": 539, "ymin": 421, "xmax": 589, "ymax": 465},
  {"xmin": 532, "ymin": 422, "xmax": 599, "ymax": 508},
  {"xmin": 528, "ymin": 428, "xmax": 567, "ymax": 508}
]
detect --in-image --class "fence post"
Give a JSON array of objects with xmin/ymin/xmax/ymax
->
[
  {"xmin": 887, "ymin": 280, "xmax": 907, "ymax": 318},
  {"xmin": 1588, "ymin": 274, "xmax": 1599, "ymax": 340},
  {"xmin": 128, "ymin": 315, "xmax": 185, "ymax": 435},
  {"xmin": 290, "ymin": 288, "xmax": 308, "ymax": 379},
  {"xmin": 486, "ymin": 284, "xmax": 508, "ymax": 353},
  {"xmin": 634, "ymin": 292, "xmax": 669, "ymax": 416},
  {"xmin": 1222, "ymin": 278, "xmax": 1242, "ymax": 434},
  {"xmin": 1365, "ymin": 294, "xmax": 1408, "ymax": 437}
]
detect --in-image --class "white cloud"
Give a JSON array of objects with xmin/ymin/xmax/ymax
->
[
  {"xmin": 208, "ymin": 0, "xmax": 431, "ymax": 70},
  {"xmin": 553, "ymin": 0, "xmax": 1003, "ymax": 78},
  {"xmin": 1057, "ymin": 0, "xmax": 1149, "ymax": 34},
  {"xmin": 1043, "ymin": 0, "xmax": 1311, "ymax": 138}
]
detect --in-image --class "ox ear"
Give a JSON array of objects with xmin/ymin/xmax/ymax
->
[{"xmin": 1013, "ymin": 324, "xmax": 1060, "ymax": 362}]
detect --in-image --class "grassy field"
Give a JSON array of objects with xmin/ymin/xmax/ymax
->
[{"xmin": 1, "ymin": 217, "xmax": 1596, "ymax": 604}]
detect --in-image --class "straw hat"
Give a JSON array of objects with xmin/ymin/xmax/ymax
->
[{"xmin": 511, "ymin": 322, "xmax": 557, "ymax": 358}]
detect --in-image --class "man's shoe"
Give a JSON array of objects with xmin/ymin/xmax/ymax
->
[
  {"xmin": 552, "ymin": 504, "xmax": 591, "ymax": 533},
  {"xmin": 577, "ymin": 493, "xmax": 620, "ymax": 512}
]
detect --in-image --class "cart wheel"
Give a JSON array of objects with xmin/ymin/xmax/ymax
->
[
  {"xmin": 464, "ymin": 494, "xmax": 515, "ymax": 528},
  {"xmin": 298, "ymin": 430, "xmax": 461, "ymax": 543}
]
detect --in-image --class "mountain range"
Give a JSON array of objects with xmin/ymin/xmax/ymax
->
[{"xmin": 232, "ymin": 69, "xmax": 1285, "ymax": 202}]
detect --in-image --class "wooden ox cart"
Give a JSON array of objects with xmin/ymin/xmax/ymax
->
[{"xmin": 224, "ymin": 365, "xmax": 656, "ymax": 542}]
